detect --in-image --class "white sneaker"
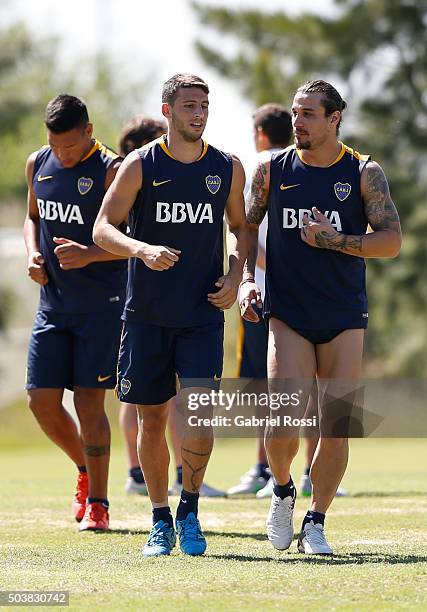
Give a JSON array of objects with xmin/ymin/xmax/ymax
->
[
  {"xmin": 297, "ymin": 520, "xmax": 333, "ymax": 555},
  {"xmin": 266, "ymin": 490, "xmax": 296, "ymax": 550},
  {"xmin": 299, "ymin": 474, "xmax": 348, "ymax": 498},
  {"xmin": 227, "ymin": 467, "xmax": 269, "ymax": 496},
  {"xmin": 125, "ymin": 477, "xmax": 148, "ymax": 495},
  {"xmin": 299, "ymin": 474, "xmax": 312, "ymax": 497},
  {"xmin": 168, "ymin": 481, "xmax": 227, "ymax": 498},
  {"xmin": 335, "ymin": 486, "xmax": 347, "ymax": 497},
  {"xmin": 199, "ymin": 482, "xmax": 227, "ymax": 498},
  {"xmin": 256, "ymin": 477, "xmax": 274, "ymax": 499}
]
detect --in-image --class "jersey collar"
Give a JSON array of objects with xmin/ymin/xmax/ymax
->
[{"xmin": 159, "ymin": 134, "xmax": 208, "ymax": 162}]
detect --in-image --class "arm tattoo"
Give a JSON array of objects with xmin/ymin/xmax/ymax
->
[
  {"xmin": 246, "ymin": 162, "xmax": 268, "ymax": 226},
  {"xmin": 315, "ymin": 231, "xmax": 363, "ymax": 253},
  {"xmin": 84, "ymin": 444, "xmax": 110, "ymax": 457},
  {"xmin": 364, "ymin": 164, "xmax": 400, "ymax": 231}
]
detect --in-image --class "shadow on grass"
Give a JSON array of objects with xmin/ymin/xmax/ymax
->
[
  {"xmin": 207, "ymin": 552, "xmax": 427, "ymax": 565},
  {"xmin": 204, "ymin": 530, "xmax": 267, "ymax": 541},
  {"xmin": 106, "ymin": 529, "xmax": 150, "ymax": 535},
  {"xmin": 352, "ymin": 491, "xmax": 427, "ymax": 498}
]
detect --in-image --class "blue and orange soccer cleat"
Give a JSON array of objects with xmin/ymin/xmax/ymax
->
[
  {"xmin": 78, "ymin": 502, "xmax": 109, "ymax": 532},
  {"xmin": 142, "ymin": 521, "xmax": 176, "ymax": 557},
  {"xmin": 176, "ymin": 512, "xmax": 207, "ymax": 556},
  {"xmin": 72, "ymin": 472, "xmax": 88, "ymax": 522}
]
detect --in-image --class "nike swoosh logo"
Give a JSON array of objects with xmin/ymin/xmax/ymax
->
[
  {"xmin": 153, "ymin": 179, "xmax": 172, "ymax": 187},
  {"xmin": 37, "ymin": 175, "xmax": 53, "ymax": 182},
  {"xmin": 98, "ymin": 375, "xmax": 112, "ymax": 382},
  {"xmin": 280, "ymin": 183, "xmax": 300, "ymax": 191},
  {"xmin": 214, "ymin": 374, "xmax": 221, "ymax": 381}
]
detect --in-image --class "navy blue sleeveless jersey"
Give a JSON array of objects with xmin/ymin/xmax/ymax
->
[
  {"xmin": 124, "ymin": 136, "xmax": 233, "ymax": 327},
  {"xmin": 265, "ymin": 143, "xmax": 370, "ymax": 329},
  {"xmin": 33, "ymin": 141, "xmax": 127, "ymax": 313}
]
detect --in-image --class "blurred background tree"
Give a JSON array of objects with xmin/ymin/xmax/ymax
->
[
  {"xmin": 0, "ymin": 17, "xmax": 146, "ymax": 201},
  {"xmin": 193, "ymin": 0, "xmax": 427, "ymax": 376}
]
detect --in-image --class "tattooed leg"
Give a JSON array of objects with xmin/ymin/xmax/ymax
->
[
  {"xmin": 74, "ymin": 387, "xmax": 111, "ymax": 499},
  {"xmin": 84, "ymin": 444, "xmax": 110, "ymax": 457},
  {"xmin": 181, "ymin": 439, "xmax": 214, "ymax": 493}
]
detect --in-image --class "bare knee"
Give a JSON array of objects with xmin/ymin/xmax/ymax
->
[
  {"xmin": 138, "ymin": 409, "xmax": 168, "ymax": 441},
  {"xmin": 74, "ymin": 387, "xmax": 107, "ymax": 432},
  {"xmin": 27, "ymin": 390, "xmax": 61, "ymax": 420}
]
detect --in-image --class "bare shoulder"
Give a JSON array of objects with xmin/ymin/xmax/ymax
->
[
  {"xmin": 257, "ymin": 149, "xmax": 273, "ymax": 165},
  {"xmin": 25, "ymin": 150, "xmax": 39, "ymax": 185},
  {"xmin": 105, "ymin": 157, "xmax": 123, "ymax": 190},
  {"xmin": 117, "ymin": 150, "xmax": 142, "ymax": 179},
  {"xmin": 229, "ymin": 154, "xmax": 245, "ymax": 183},
  {"xmin": 250, "ymin": 151, "xmax": 271, "ymax": 181},
  {"xmin": 361, "ymin": 160, "xmax": 400, "ymax": 231},
  {"xmin": 361, "ymin": 160, "xmax": 390, "ymax": 197},
  {"xmin": 246, "ymin": 153, "xmax": 271, "ymax": 225},
  {"xmin": 108, "ymin": 149, "xmax": 143, "ymax": 193}
]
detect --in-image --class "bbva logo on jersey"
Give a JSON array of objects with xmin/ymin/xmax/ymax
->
[
  {"xmin": 37, "ymin": 198, "xmax": 84, "ymax": 224},
  {"xmin": 205, "ymin": 175, "xmax": 221, "ymax": 194},
  {"xmin": 156, "ymin": 202, "xmax": 213, "ymax": 224},
  {"xmin": 283, "ymin": 208, "xmax": 342, "ymax": 231}
]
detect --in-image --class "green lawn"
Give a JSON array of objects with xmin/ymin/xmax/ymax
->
[{"xmin": 0, "ymin": 400, "xmax": 426, "ymax": 610}]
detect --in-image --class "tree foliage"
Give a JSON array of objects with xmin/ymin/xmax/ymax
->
[
  {"xmin": 193, "ymin": 0, "xmax": 427, "ymax": 375},
  {"xmin": 0, "ymin": 19, "xmax": 146, "ymax": 200}
]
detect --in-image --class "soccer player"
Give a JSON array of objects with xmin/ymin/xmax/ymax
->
[
  {"xmin": 117, "ymin": 115, "xmax": 226, "ymax": 499},
  {"xmin": 93, "ymin": 73, "xmax": 247, "ymax": 557},
  {"xmin": 24, "ymin": 95, "xmax": 127, "ymax": 531},
  {"xmin": 117, "ymin": 114, "xmax": 166, "ymax": 496},
  {"xmin": 240, "ymin": 80, "xmax": 401, "ymax": 554},
  {"xmin": 229, "ymin": 103, "xmax": 292, "ymax": 498}
]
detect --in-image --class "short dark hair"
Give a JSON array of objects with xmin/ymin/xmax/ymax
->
[
  {"xmin": 118, "ymin": 115, "xmax": 166, "ymax": 156},
  {"xmin": 296, "ymin": 80, "xmax": 347, "ymax": 133},
  {"xmin": 44, "ymin": 94, "xmax": 89, "ymax": 134},
  {"xmin": 253, "ymin": 103, "xmax": 292, "ymax": 147},
  {"xmin": 162, "ymin": 73, "xmax": 209, "ymax": 105}
]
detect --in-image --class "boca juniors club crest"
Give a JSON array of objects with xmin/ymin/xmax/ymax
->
[
  {"xmin": 205, "ymin": 175, "xmax": 221, "ymax": 195},
  {"xmin": 77, "ymin": 177, "xmax": 94, "ymax": 195},
  {"xmin": 120, "ymin": 378, "xmax": 131, "ymax": 396},
  {"xmin": 334, "ymin": 182, "xmax": 351, "ymax": 202}
]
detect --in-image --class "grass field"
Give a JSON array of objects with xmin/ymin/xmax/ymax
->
[{"xmin": 0, "ymin": 400, "xmax": 426, "ymax": 611}]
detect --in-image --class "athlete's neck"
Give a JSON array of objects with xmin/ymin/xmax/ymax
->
[
  {"xmin": 297, "ymin": 140, "xmax": 342, "ymax": 168},
  {"xmin": 79, "ymin": 138, "xmax": 97, "ymax": 163},
  {"xmin": 164, "ymin": 132, "xmax": 204, "ymax": 164}
]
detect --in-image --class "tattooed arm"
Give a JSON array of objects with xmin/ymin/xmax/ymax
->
[
  {"xmin": 239, "ymin": 153, "xmax": 271, "ymax": 322},
  {"xmin": 301, "ymin": 162, "xmax": 402, "ymax": 258}
]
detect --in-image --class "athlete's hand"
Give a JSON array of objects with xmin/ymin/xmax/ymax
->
[
  {"xmin": 208, "ymin": 274, "xmax": 240, "ymax": 310},
  {"xmin": 238, "ymin": 280, "xmax": 262, "ymax": 322},
  {"xmin": 139, "ymin": 244, "xmax": 181, "ymax": 271},
  {"xmin": 27, "ymin": 251, "xmax": 48, "ymax": 285},
  {"xmin": 301, "ymin": 207, "xmax": 338, "ymax": 248},
  {"xmin": 53, "ymin": 237, "xmax": 91, "ymax": 270}
]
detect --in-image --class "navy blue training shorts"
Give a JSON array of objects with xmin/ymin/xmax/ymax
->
[
  {"xmin": 236, "ymin": 306, "xmax": 268, "ymax": 379},
  {"xmin": 26, "ymin": 309, "xmax": 123, "ymax": 391},
  {"xmin": 116, "ymin": 320, "xmax": 224, "ymax": 405}
]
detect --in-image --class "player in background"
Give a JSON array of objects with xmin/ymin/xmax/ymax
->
[
  {"xmin": 240, "ymin": 80, "xmax": 401, "ymax": 554},
  {"xmin": 24, "ymin": 94, "xmax": 127, "ymax": 531},
  {"xmin": 118, "ymin": 115, "xmax": 226, "ymax": 498},
  {"xmin": 94, "ymin": 74, "xmax": 247, "ymax": 557},
  {"xmin": 229, "ymin": 103, "xmax": 291, "ymax": 497}
]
